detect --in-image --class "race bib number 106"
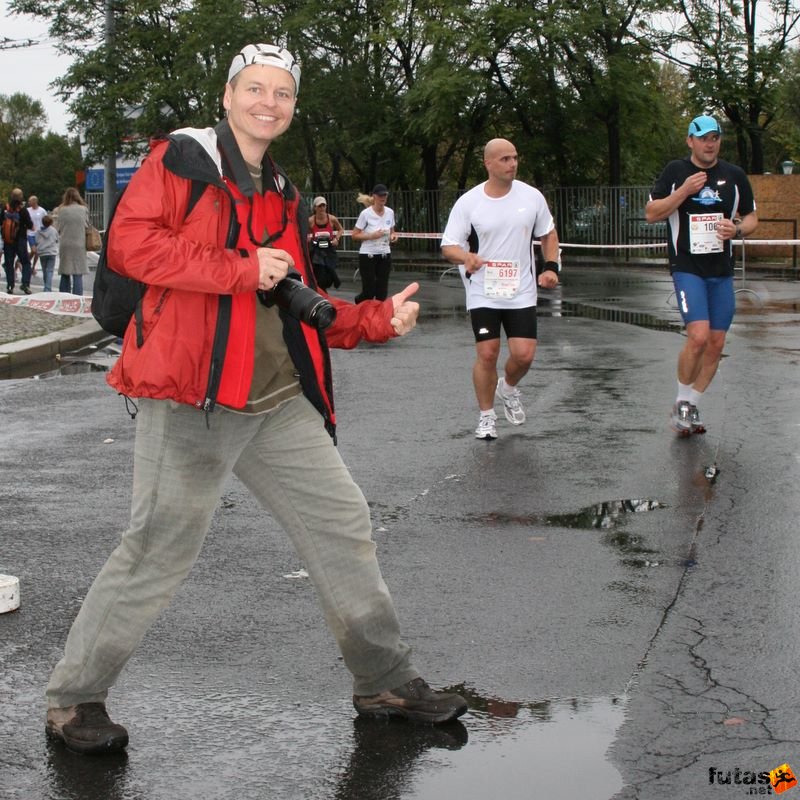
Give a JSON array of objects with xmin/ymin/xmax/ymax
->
[{"xmin": 689, "ymin": 213, "xmax": 724, "ymax": 254}]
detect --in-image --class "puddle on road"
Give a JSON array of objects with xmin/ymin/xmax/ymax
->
[
  {"xmin": 466, "ymin": 497, "xmax": 666, "ymax": 531},
  {"xmin": 553, "ymin": 300, "xmax": 683, "ymax": 332},
  {"xmin": 390, "ymin": 690, "xmax": 626, "ymax": 800},
  {"xmin": 2, "ymin": 342, "xmax": 120, "ymax": 380},
  {"xmin": 544, "ymin": 498, "xmax": 666, "ymax": 529},
  {"xmin": 37, "ymin": 688, "xmax": 627, "ymax": 800},
  {"xmin": 34, "ymin": 675, "xmax": 626, "ymax": 800},
  {"xmin": 464, "ymin": 498, "xmax": 669, "ymax": 568},
  {"xmin": 299, "ymin": 687, "xmax": 626, "ymax": 800}
]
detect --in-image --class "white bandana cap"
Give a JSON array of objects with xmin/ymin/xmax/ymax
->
[{"xmin": 228, "ymin": 44, "xmax": 300, "ymax": 94}]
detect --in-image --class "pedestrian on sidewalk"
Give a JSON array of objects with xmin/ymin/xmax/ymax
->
[
  {"xmin": 2, "ymin": 188, "xmax": 34, "ymax": 294},
  {"xmin": 645, "ymin": 114, "xmax": 758, "ymax": 436},
  {"xmin": 54, "ymin": 188, "xmax": 90, "ymax": 296},
  {"xmin": 351, "ymin": 184, "xmax": 397, "ymax": 303},
  {"xmin": 440, "ymin": 138, "xmax": 561, "ymax": 440},
  {"xmin": 44, "ymin": 41, "xmax": 466, "ymax": 757},
  {"xmin": 35, "ymin": 215, "xmax": 59, "ymax": 292},
  {"xmin": 27, "ymin": 195, "xmax": 48, "ymax": 273}
]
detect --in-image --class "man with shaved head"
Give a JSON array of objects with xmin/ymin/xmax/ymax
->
[{"xmin": 441, "ymin": 138, "xmax": 561, "ymax": 439}]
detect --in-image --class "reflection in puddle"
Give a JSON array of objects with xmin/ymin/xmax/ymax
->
[
  {"xmin": 46, "ymin": 743, "xmax": 130, "ymax": 800},
  {"xmin": 554, "ymin": 300, "xmax": 683, "ymax": 332},
  {"xmin": 462, "ymin": 499, "xmax": 666, "ymax": 567},
  {"xmin": 545, "ymin": 498, "xmax": 666, "ymax": 529},
  {"xmin": 466, "ymin": 498, "xmax": 665, "ymax": 531},
  {"xmin": 398, "ymin": 692, "xmax": 626, "ymax": 800},
  {"xmin": 1, "ymin": 341, "xmax": 119, "ymax": 381},
  {"xmin": 333, "ymin": 689, "xmax": 626, "ymax": 800},
  {"xmin": 35, "ymin": 360, "xmax": 110, "ymax": 378}
]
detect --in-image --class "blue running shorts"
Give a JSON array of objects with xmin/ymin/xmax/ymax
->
[{"xmin": 672, "ymin": 272, "xmax": 735, "ymax": 331}]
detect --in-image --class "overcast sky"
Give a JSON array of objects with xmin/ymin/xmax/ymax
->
[{"xmin": 1, "ymin": 1, "xmax": 73, "ymax": 135}]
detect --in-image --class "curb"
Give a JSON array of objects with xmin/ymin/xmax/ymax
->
[{"xmin": 0, "ymin": 319, "xmax": 113, "ymax": 374}]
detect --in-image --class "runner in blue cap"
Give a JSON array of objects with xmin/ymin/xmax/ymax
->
[{"xmin": 646, "ymin": 114, "xmax": 758, "ymax": 436}]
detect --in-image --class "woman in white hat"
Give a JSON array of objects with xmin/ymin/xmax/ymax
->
[{"xmin": 307, "ymin": 196, "xmax": 344, "ymax": 289}]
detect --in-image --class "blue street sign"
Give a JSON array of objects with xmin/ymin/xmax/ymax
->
[{"xmin": 85, "ymin": 167, "xmax": 138, "ymax": 191}]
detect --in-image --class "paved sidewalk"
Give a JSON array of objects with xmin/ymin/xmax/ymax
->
[{"xmin": 0, "ymin": 301, "xmax": 92, "ymax": 343}]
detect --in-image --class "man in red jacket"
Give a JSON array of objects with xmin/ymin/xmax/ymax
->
[{"xmin": 45, "ymin": 43, "xmax": 467, "ymax": 755}]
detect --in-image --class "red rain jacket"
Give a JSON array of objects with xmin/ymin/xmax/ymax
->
[{"xmin": 106, "ymin": 126, "xmax": 397, "ymax": 436}]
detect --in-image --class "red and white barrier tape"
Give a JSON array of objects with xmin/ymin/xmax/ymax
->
[
  {"xmin": 344, "ymin": 232, "xmax": 800, "ymax": 247},
  {"xmin": 0, "ymin": 292, "xmax": 93, "ymax": 317}
]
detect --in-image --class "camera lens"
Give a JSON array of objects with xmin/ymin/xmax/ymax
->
[
  {"xmin": 307, "ymin": 299, "xmax": 336, "ymax": 329},
  {"xmin": 260, "ymin": 274, "xmax": 337, "ymax": 330}
]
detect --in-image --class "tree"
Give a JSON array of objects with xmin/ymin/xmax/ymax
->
[
  {"xmin": 0, "ymin": 93, "xmax": 81, "ymax": 208},
  {"xmin": 769, "ymin": 46, "xmax": 800, "ymax": 169},
  {"xmin": 15, "ymin": 0, "xmax": 798, "ymax": 192},
  {"xmin": 645, "ymin": 0, "xmax": 800, "ymax": 173},
  {"xmin": 0, "ymin": 92, "xmax": 47, "ymax": 182},
  {"xmin": 478, "ymin": 0, "xmax": 675, "ymax": 187},
  {"xmin": 18, "ymin": 134, "xmax": 84, "ymax": 210}
]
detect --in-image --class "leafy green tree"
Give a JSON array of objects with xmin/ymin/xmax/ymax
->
[
  {"xmin": 490, "ymin": 0, "xmax": 673, "ymax": 186},
  {"xmin": 16, "ymin": 0, "xmax": 798, "ymax": 193},
  {"xmin": 18, "ymin": 134, "xmax": 84, "ymax": 211},
  {"xmin": 0, "ymin": 93, "xmax": 82, "ymax": 208},
  {"xmin": 646, "ymin": 0, "xmax": 800, "ymax": 172},
  {"xmin": 764, "ymin": 47, "xmax": 800, "ymax": 171},
  {"xmin": 0, "ymin": 92, "xmax": 47, "ymax": 184}
]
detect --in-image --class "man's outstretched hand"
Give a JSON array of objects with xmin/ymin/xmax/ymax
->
[{"xmin": 390, "ymin": 282, "xmax": 420, "ymax": 336}]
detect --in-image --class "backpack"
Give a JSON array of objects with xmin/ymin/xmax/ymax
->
[
  {"xmin": 1, "ymin": 206, "xmax": 20, "ymax": 245},
  {"xmin": 91, "ymin": 180, "xmax": 206, "ymax": 344}
]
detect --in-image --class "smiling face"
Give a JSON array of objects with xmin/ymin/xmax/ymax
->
[{"xmin": 223, "ymin": 64, "xmax": 297, "ymax": 160}]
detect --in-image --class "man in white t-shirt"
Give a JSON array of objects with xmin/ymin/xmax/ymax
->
[
  {"xmin": 27, "ymin": 195, "xmax": 48, "ymax": 272},
  {"xmin": 441, "ymin": 138, "xmax": 560, "ymax": 439}
]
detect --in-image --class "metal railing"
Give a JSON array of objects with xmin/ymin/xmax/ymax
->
[
  {"xmin": 88, "ymin": 185, "xmax": 657, "ymax": 249},
  {"xmin": 86, "ymin": 186, "xmax": 799, "ymax": 270},
  {"xmin": 300, "ymin": 186, "xmax": 660, "ymax": 256}
]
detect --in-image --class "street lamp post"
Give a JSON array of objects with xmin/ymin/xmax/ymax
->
[{"xmin": 103, "ymin": 0, "xmax": 117, "ymax": 228}]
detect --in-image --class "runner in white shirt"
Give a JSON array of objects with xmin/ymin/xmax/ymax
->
[{"xmin": 441, "ymin": 138, "xmax": 560, "ymax": 440}]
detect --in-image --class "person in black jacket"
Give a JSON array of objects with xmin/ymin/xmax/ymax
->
[{"xmin": 2, "ymin": 188, "xmax": 33, "ymax": 294}]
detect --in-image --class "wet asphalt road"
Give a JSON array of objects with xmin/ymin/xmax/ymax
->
[{"xmin": 1, "ymin": 266, "xmax": 800, "ymax": 799}]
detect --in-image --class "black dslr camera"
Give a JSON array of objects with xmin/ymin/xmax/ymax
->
[{"xmin": 258, "ymin": 272, "xmax": 337, "ymax": 330}]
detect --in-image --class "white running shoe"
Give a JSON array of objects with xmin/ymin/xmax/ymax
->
[
  {"xmin": 496, "ymin": 378, "xmax": 526, "ymax": 425},
  {"xmin": 670, "ymin": 401, "xmax": 692, "ymax": 435},
  {"xmin": 475, "ymin": 412, "xmax": 498, "ymax": 440},
  {"xmin": 689, "ymin": 404, "xmax": 706, "ymax": 434}
]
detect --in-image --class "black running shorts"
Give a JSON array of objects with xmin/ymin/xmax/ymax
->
[{"xmin": 469, "ymin": 306, "xmax": 538, "ymax": 342}]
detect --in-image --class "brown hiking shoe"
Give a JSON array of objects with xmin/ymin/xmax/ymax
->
[
  {"xmin": 46, "ymin": 702, "xmax": 129, "ymax": 755},
  {"xmin": 353, "ymin": 677, "xmax": 468, "ymax": 724}
]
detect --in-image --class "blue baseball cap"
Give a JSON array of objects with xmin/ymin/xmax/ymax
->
[{"xmin": 688, "ymin": 115, "xmax": 721, "ymax": 137}]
